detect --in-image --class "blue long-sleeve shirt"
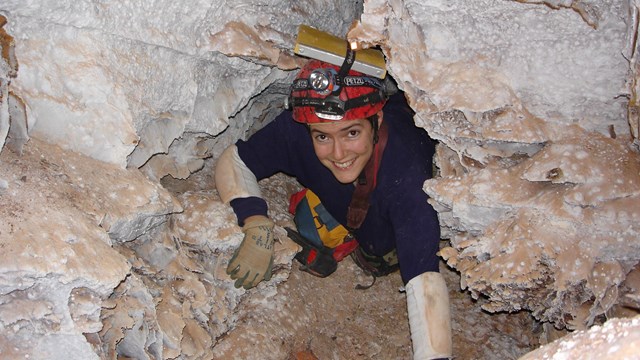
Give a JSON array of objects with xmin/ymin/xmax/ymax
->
[{"xmin": 231, "ymin": 94, "xmax": 441, "ymax": 284}]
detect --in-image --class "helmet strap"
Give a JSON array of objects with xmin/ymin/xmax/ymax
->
[
  {"xmin": 347, "ymin": 120, "xmax": 389, "ymax": 230},
  {"xmin": 368, "ymin": 113, "xmax": 379, "ymax": 144},
  {"xmin": 333, "ymin": 44, "xmax": 356, "ymax": 96}
]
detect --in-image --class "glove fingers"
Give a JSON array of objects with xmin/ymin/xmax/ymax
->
[
  {"xmin": 245, "ymin": 272, "xmax": 261, "ymax": 289},
  {"xmin": 234, "ymin": 270, "xmax": 250, "ymax": 289},
  {"xmin": 263, "ymin": 256, "xmax": 274, "ymax": 281},
  {"xmin": 226, "ymin": 246, "xmax": 243, "ymax": 276},
  {"xmin": 226, "ymin": 257, "xmax": 238, "ymax": 275}
]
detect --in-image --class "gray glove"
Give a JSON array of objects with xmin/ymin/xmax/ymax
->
[{"xmin": 226, "ymin": 216, "xmax": 275, "ymax": 289}]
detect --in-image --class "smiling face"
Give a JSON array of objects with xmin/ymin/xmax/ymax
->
[{"xmin": 309, "ymin": 114, "xmax": 381, "ymax": 184}]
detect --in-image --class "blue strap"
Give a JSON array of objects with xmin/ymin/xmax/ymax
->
[
  {"xmin": 293, "ymin": 198, "xmax": 324, "ymax": 247},
  {"xmin": 314, "ymin": 202, "xmax": 341, "ymax": 231}
]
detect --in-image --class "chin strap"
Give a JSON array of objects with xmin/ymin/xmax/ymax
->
[{"xmin": 346, "ymin": 119, "xmax": 388, "ymax": 230}]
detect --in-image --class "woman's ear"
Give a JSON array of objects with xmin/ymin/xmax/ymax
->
[{"xmin": 377, "ymin": 111, "xmax": 384, "ymax": 126}]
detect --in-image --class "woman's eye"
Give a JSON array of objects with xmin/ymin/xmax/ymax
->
[
  {"xmin": 348, "ymin": 130, "xmax": 360, "ymax": 137},
  {"xmin": 315, "ymin": 134, "xmax": 328, "ymax": 142}
]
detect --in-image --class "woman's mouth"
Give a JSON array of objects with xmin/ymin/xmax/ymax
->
[{"xmin": 333, "ymin": 158, "xmax": 356, "ymax": 169}]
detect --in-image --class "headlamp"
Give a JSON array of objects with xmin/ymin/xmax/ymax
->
[
  {"xmin": 290, "ymin": 73, "xmax": 384, "ymax": 98},
  {"xmin": 308, "ymin": 69, "xmax": 338, "ymax": 94},
  {"xmin": 286, "ymin": 87, "xmax": 386, "ymax": 121},
  {"xmin": 286, "ymin": 69, "xmax": 387, "ymax": 121},
  {"xmin": 287, "ymin": 44, "xmax": 388, "ymax": 123}
]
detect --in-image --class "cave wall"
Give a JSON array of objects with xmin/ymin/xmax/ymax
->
[
  {"xmin": 0, "ymin": 1, "xmax": 357, "ymax": 358},
  {"xmin": 0, "ymin": 0, "xmax": 361, "ymax": 175},
  {"xmin": 1, "ymin": 0, "xmax": 640, "ymax": 359},
  {"xmin": 349, "ymin": 0, "xmax": 640, "ymax": 330}
]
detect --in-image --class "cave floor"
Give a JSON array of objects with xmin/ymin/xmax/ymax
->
[
  {"xmin": 162, "ymin": 164, "xmax": 542, "ymax": 360},
  {"xmin": 209, "ymin": 256, "xmax": 540, "ymax": 360}
]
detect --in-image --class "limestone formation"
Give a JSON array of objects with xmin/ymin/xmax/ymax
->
[
  {"xmin": 519, "ymin": 315, "xmax": 640, "ymax": 360},
  {"xmin": 426, "ymin": 132, "xmax": 640, "ymax": 329},
  {"xmin": 0, "ymin": 0, "xmax": 361, "ymax": 171},
  {"xmin": 0, "ymin": 139, "xmax": 161, "ymax": 359},
  {"xmin": 0, "ymin": 15, "xmax": 27, "ymax": 155},
  {"xmin": 0, "ymin": 138, "xmax": 298, "ymax": 359}
]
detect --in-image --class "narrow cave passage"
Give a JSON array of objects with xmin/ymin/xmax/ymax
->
[
  {"xmin": 2, "ymin": 1, "xmax": 640, "ymax": 359},
  {"xmin": 156, "ymin": 84, "xmax": 541, "ymax": 359}
]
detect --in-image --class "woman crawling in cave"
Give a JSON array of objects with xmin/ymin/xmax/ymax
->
[{"xmin": 214, "ymin": 50, "xmax": 452, "ymax": 359}]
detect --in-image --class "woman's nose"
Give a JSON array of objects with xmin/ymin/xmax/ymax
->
[{"xmin": 332, "ymin": 139, "xmax": 345, "ymax": 159}]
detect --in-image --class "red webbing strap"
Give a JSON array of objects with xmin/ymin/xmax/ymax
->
[{"xmin": 346, "ymin": 120, "xmax": 389, "ymax": 230}]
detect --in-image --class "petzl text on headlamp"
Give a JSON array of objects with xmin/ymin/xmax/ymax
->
[{"xmin": 294, "ymin": 25, "xmax": 387, "ymax": 79}]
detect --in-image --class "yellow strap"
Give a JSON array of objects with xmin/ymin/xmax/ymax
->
[{"xmin": 304, "ymin": 190, "xmax": 350, "ymax": 248}]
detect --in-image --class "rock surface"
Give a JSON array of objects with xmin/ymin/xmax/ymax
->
[
  {"xmin": 0, "ymin": 0, "xmax": 361, "ymax": 173},
  {"xmin": 519, "ymin": 315, "xmax": 640, "ymax": 360},
  {"xmin": 0, "ymin": 139, "xmax": 299, "ymax": 359},
  {"xmin": 0, "ymin": 138, "xmax": 167, "ymax": 359}
]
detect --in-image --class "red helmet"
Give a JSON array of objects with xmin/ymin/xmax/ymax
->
[{"xmin": 287, "ymin": 60, "xmax": 387, "ymax": 124}]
